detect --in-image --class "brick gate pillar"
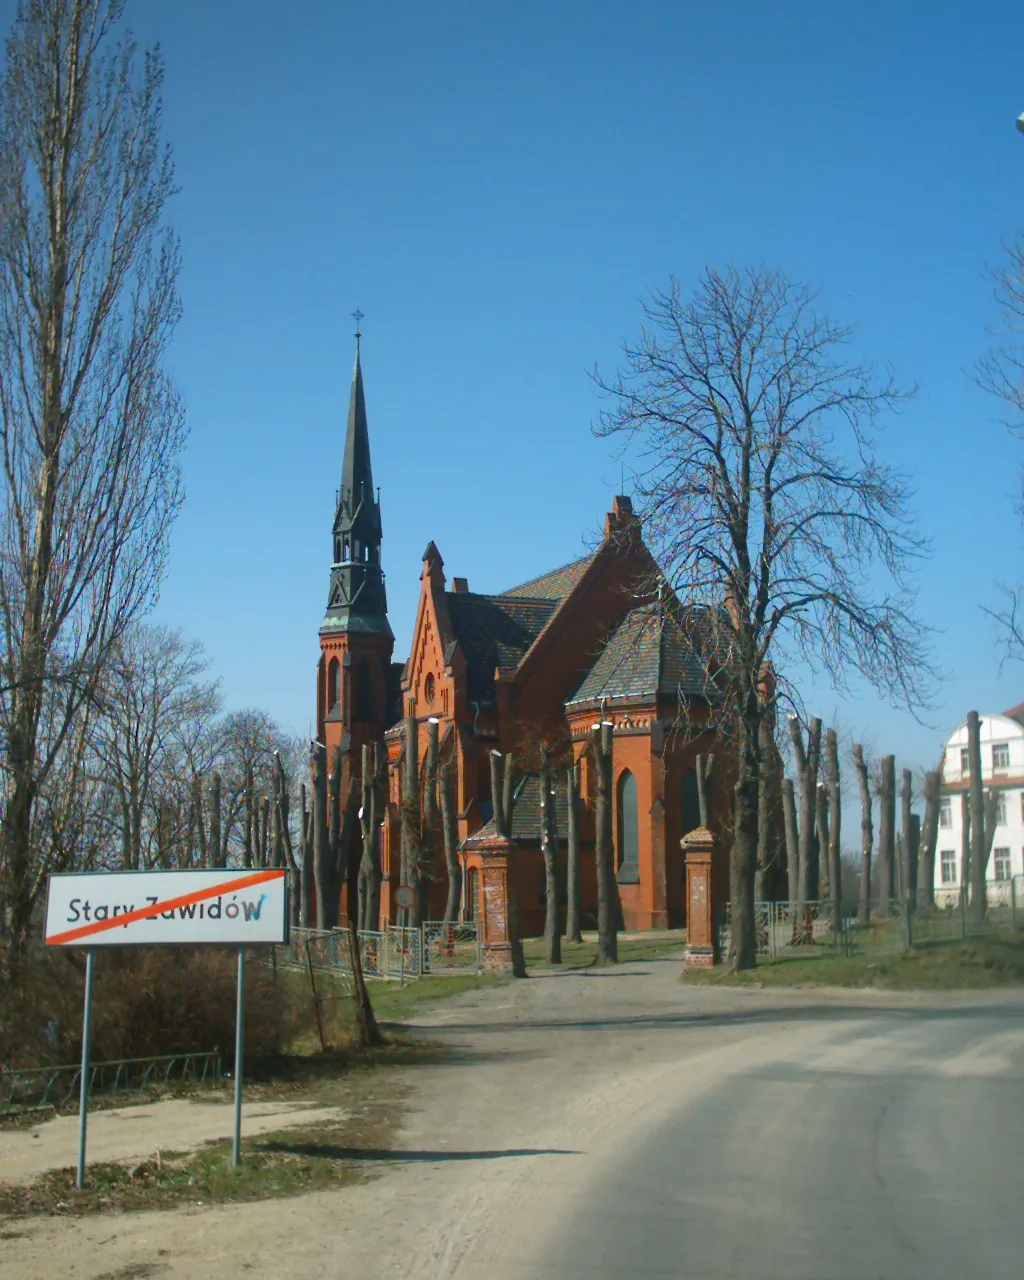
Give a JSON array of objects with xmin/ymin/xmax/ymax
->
[
  {"xmin": 472, "ymin": 834, "xmax": 520, "ymax": 973},
  {"xmin": 681, "ymin": 827, "xmax": 718, "ymax": 968}
]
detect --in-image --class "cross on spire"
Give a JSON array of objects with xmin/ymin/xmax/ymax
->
[{"xmin": 352, "ymin": 308, "xmax": 364, "ymax": 352}]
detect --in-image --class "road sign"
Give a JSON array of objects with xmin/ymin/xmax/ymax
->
[
  {"xmin": 45, "ymin": 866, "xmax": 289, "ymax": 1190},
  {"xmin": 395, "ymin": 884, "xmax": 414, "ymax": 911},
  {"xmin": 44, "ymin": 868, "xmax": 289, "ymax": 947}
]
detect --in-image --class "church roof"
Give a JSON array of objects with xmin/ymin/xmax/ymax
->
[
  {"xmin": 566, "ymin": 601, "xmax": 709, "ymax": 707},
  {"xmin": 465, "ymin": 772, "xmax": 572, "ymax": 844},
  {"xmin": 500, "ymin": 553, "xmax": 595, "ymax": 601},
  {"xmin": 445, "ymin": 593, "xmax": 558, "ymax": 701}
]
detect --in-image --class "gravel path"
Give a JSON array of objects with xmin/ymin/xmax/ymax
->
[{"xmin": 2, "ymin": 953, "xmax": 1020, "ymax": 1279}]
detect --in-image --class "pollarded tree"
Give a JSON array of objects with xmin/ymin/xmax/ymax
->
[
  {"xmin": 0, "ymin": 1, "xmax": 187, "ymax": 963},
  {"xmin": 595, "ymin": 265, "xmax": 932, "ymax": 969}
]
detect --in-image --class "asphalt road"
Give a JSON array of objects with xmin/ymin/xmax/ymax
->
[{"xmin": 534, "ymin": 999, "xmax": 1024, "ymax": 1280}]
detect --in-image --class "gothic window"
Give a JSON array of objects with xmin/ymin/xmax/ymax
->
[
  {"xmin": 616, "ymin": 769, "xmax": 639, "ymax": 879},
  {"xmin": 327, "ymin": 657, "xmax": 341, "ymax": 712},
  {"xmin": 334, "ymin": 538, "xmax": 341, "ymax": 563},
  {"xmin": 355, "ymin": 658, "xmax": 374, "ymax": 721},
  {"xmin": 343, "ymin": 538, "xmax": 350, "ymax": 561},
  {"xmin": 681, "ymin": 770, "xmax": 701, "ymax": 835}
]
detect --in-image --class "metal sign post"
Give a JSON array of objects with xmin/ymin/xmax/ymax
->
[
  {"xmin": 233, "ymin": 946, "xmax": 245, "ymax": 1167},
  {"xmin": 45, "ymin": 867, "xmax": 288, "ymax": 1187},
  {"xmin": 76, "ymin": 948, "xmax": 96, "ymax": 1190}
]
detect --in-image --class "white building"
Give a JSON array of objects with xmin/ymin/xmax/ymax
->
[{"xmin": 935, "ymin": 706, "xmax": 1024, "ymax": 904}]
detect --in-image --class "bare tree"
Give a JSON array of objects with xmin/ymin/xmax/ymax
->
[
  {"xmin": 781, "ymin": 776, "xmax": 799, "ymax": 902},
  {"xmin": 489, "ymin": 749, "xmax": 526, "ymax": 977},
  {"xmin": 791, "ymin": 717, "xmax": 822, "ymax": 912},
  {"xmin": 916, "ymin": 768, "xmax": 940, "ymax": 912},
  {"xmin": 564, "ymin": 762, "xmax": 582, "ymax": 944},
  {"xmin": 825, "ymin": 729, "xmax": 842, "ymax": 930},
  {"xmin": 852, "ymin": 743, "xmax": 873, "ymax": 924},
  {"xmin": 90, "ymin": 624, "xmax": 219, "ymax": 870},
  {"xmin": 438, "ymin": 758, "xmax": 460, "ymax": 924},
  {"xmin": 966, "ymin": 710, "xmax": 988, "ymax": 923},
  {"xmin": 876, "ymin": 755, "xmax": 896, "ymax": 916},
  {"xmin": 539, "ymin": 746, "xmax": 560, "ymax": 964},
  {"xmin": 591, "ymin": 721, "xmax": 617, "ymax": 966},
  {"xmin": 595, "ymin": 266, "xmax": 931, "ymax": 967},
  {"xmin": 975, "ymin": 237, "xmax": 1024, "ymax": 659},
  {"xmin": 0, "ymin": 0, "xmax": 187, "ymax": 963}
]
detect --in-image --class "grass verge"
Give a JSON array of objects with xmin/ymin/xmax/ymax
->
[
  {"xmin": 0, "ymin": 1050, "xmax": 414, "ymax": 1218},
  {"xmin": 523, "ymin": 929, "xmax": 687, "ymax": 971},
  {"xmin": 682, "ymin": 931, "xmax": 1024, "ymax": 990}
]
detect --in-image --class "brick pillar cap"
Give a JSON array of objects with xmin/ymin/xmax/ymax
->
[{"xmin": 681, "ymin": 826, "xmax": 717, "ymax": 851}]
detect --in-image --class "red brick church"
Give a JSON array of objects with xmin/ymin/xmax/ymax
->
[{"xmin": 316, "ymin": 336, "xmax": 730, "ymax": 934}]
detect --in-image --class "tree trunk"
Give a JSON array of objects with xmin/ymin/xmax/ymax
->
[
  {"xmin": 816, "ymin": 784, "xmax": 830, "ymax": 901},
  {"xmin": 439, "ymin": 760, "xmax": 462, "ymax": 923},
  {"xmin": 209, "ymin": 772, "xmax": 224, "ymax": 869},
  {"xmin": 781, "ymin": 777, "xmax": 799, "ymax": 903},
  {"xmin": 959, "ymin": 791, "xmax": 970, "ymax": 912},
  {"xmin": 853, "ymin": 744, "xmax": 873, "ymax": 924},
  {"xmin": 592, "ymin": 722, "xmax": 618, "ymax": 966},
  {"xmin": 565, "ymin": 763, "xmax": 583, "ymax": 943},
  {"xmin": 420, "ymin": 718, "xmax": 440, "ymax": 924},
  {"xmin": 917, "ymin": 769, "xmax": 940, "ymax": 912},
  {"xmin": 967, "ymin": 710, "xmax": 987, "ymax": 924},
  {"xmin": 243, "ymin": 765, "xmax": 254, "ymax": 869},
  {"xmin": 791, "ymin": 717, "xmax": 822, "ymax": 908},
  {"xmin": 348, "ymin": 915, "xmax": 383, "ymax": 1049},
  {"xmin": 826, "ymin": 729, "xmax": 842, "ymax": 931},
  {"xmin": 358, "ymin": 743, "xmax": 383, "ymax": 932},
  {"xmin": 400, "ymin": 714, "xmax": 422, "ymax": 928},
  {"xmin": 729, "ymin": 708, "xmax": 760, "ymax": 971},
  {"xmin": 540, "ymin": 748, "xmax": 561, "ymax": 964},
  {"xmin": 312, "ymin": 744, "xmax": 330, "ymax": 930},
  {"xmin": 299, "ymin": 781, "xmax": 313, "ymax": 928},
  {"xmin": 876, "ymin": 755, "xmax": 896, "ymax": 915},
  {"xmin": 900, "ymin": 769, "xmax": 915, "ymax": 906}
]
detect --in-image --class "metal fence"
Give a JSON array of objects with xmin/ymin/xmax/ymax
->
[
  {"xmin": 0, "ymin": 1050, "xmax": 222, "ymax": 1119},
  {"xmin": 719, "ymin": 889, "xmax": 1021, "ymax": 962},
  {"xmin": 718, "ymin": 900, "xmax": 850, "ymax": 960},
  {"xmin": 277, "ymin": 921, "xmax": 481, "ymax": 983}
]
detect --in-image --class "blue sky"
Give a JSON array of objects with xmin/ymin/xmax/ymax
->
[{"xmin": 8, "ymin": 0, "xmax": 1024, "ymax": 779}]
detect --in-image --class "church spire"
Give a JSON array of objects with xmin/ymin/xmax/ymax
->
[
  {"xmin": 340, "ymin": 309, "xmax": 373, "ymax": 509},
  {"xmin": 321, "ymin": 317, "xmax": 392, "ymax": 640}
]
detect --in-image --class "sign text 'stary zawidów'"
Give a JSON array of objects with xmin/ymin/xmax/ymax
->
[{"xmin": 44, "ymin": 869, "xmax": 289, "ymax": 946}]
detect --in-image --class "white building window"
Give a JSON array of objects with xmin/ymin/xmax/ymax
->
[
  {"xmin": 995, "ymin": 792, "xmax": 1007, "ymax": 826},
  {"xmin": 939, "ymin": 797, "xmax": 952, "ymax": 828},
  {"xmin": 994, "ymin": 848, "xmax": 1012, "ymax": 881},
  {"xmin": 960, "ymin": 748, "xmax": 970, "ymax": 776},
  {"xmin": 940, "ymin": 850, "xmax": 957, "ymax": 884},
  {"xmin": 993, "ymin": 743, "xmax": 1010, "ymax": 771}
]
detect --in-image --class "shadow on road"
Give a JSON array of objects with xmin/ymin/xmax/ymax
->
[{"xmin": 258, "ymin": 1141, "xmax": 579, "ymax": 1163}]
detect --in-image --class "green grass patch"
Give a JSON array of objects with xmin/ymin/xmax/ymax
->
[
  {"xmin": 523, "ymin": 929, "xmax": 688, "ymax": 971},
  {"xmin": 0, "ymin": 1057, "xmax": 411, "ymax": 1219},
  {"xmin": 683, "ymin": 930, "xmax": 1024, "ymax": 990}
]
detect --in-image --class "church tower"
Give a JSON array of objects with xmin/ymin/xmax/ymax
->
[{"xmin": 317, "ymin": 322, "xmax": 394, "ymax": 767}]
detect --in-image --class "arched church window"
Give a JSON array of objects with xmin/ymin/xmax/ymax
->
[
  {"xmin": 681, "ymin": 770, "xmax": 701, "ymax": 836},
  {"xmin": 334, "ymin": 538, "xmax": 341, "ymax": 563},
  {"xmin": 616, "ymin": 769, "xmax": 639, "ymax": 877},
  {"xmin": 343, "ymin": 538, "xmax": 350, "ymax": 561},
  {"xmin": 328, "ymin": 657, "xmax": 340, "ymax": 712}
]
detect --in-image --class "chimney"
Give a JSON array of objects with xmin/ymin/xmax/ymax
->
[
  {"xmin": 452, "ymin": 577, "xmax": 469, "ymax": 593},
  {"xmin": 604, "ymin": 494, "xmax": 638, "ymax": 538}
]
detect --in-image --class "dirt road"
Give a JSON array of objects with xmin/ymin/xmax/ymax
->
[{"xmin": 2, "ymin": 953, "xmax": 1022, "ymax": 1279}]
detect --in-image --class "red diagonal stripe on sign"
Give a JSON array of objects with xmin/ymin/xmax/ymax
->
[{"xmin": 46, "ymin": 869, "xmax": 285, "ymax": 946}]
